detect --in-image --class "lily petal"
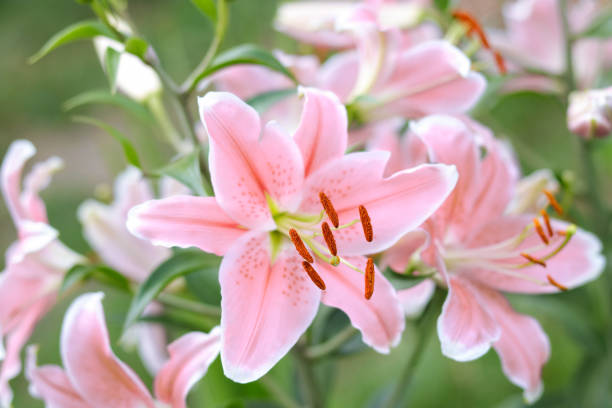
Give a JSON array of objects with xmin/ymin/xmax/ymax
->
[
  {"xmin": 437, "ymin": 276, "xmax": 500, "ymax": 362},
  {"xmin": 219, "ymin": 232, "xmax": 321, "ymax": 383},
  {"xmin": 127, "ymin": 196, "xmax": 246, "ymax": 256},
  {"xmin": 317, "ymin": 257, "xmax": 404, "ymax": 353},
  {"xmin": 294, "ymin": 87, "xmax": 348, "ymax": 177},
  {"xmin": 1, "ymin": 139, "xmax": 36, "ymax": 225},
  {"xmin": 199, "ymin": 92, "xmax": 304, "ymax": 224},
  {"xmin": 302, "ymin": 151, "xmax": 458, "ymax": 255},
  {"xmin": 154, "ymin": 327, "xmax": 221, "ymax": 408},
  {"xmin": 60, "ymin": 292, "xmax": 155, "ymax": 408},
  {"xmin": 26, "ymin": 346, "xmax": 91, "ymax": 408}
]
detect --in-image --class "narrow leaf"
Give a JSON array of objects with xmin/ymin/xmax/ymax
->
[
  {"xmin": 64, "ymin": 89, "xmax": 154, "ymax": 122},
  {"xmin": 190, "ymin": 0, "xmax": 217, "ymax": 22},
  {"xmin": 246, "ymin": 88, "xmax": 297, "ymax": 114},
  {"xmin": 123, "ymin": 249, "xmax": 221, "ymax": 331},
  {"xmin": 104, "ymin": 47, "xmax": 121, "ymax": 93},
  {"xmin": 29, "ymin": 20, "xmax": 118, "ymax": 64},
  {"xmin": 61, "ymin": 264, "xmax": 131, "ymax": 294},
  {"xmin": 124, "ymin": 37, "xmax": 149, "ymax": 59},
  {"xmin": 154, "ymin": 149, "xmax": 207, "ymax": 196},
  {"xmin": 201, "ymin": 44, "xmax": 297, "ymax": 83},
  {"xmin": 73, "ymin": 116, "xmax": 142, "ymax": 168}
]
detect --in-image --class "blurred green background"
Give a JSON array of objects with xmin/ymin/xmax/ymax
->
[{"xmin": 1, "ymin": 0, "xmax": 611, "ymax": 407}]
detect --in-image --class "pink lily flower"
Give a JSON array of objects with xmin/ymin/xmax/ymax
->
[
  {"xmin": 78, "ymin": 167, "xmax": 190, "ymax": 374},
  {"xmin": 127, "ymin": 87, "xmax": 458, "ymax": 382},
  {"xmin": 0, "ymin": 140, "xmax": 83, "ymax": 407},
  {"xmin": 27, "ymin": 292, "xmax": 221, "ymax": 408},
  {"xmin": 376, "ymin": 115, "xmax": 604, "ymax": 402},
  {"xmin": 491, "ymin": 0, "xmax": 612, "ymax": 89}
]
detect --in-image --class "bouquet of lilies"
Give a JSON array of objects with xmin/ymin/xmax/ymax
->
[{"xmin": 1, "ymin": 0, "xmax": 611, "ymax": 406}]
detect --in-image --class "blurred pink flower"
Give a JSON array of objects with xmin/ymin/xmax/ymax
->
[
  {"xmin": 127, "ymin": 87, "xmax": 458, "ymax": 382},
  {"xmin": 491, "ymin": 0, "xmax": 612, "ymax": 90},
  {"xmin": 27, "ymin": 292, "xmax": 221, "ymax": 408},
  {"xmin": 0, "ymin": 140, "xmax": 83, "ymax": 407},
  {"xmin": 567, "ymin": 86, "xmax": 612, "ymax": 139},
  {"xmin": 376, "ymin": 115, "xmax": 605, "ymax": 402}
]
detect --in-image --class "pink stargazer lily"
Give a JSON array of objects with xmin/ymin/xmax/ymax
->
[
  {"xmin": 127, "ymin": 87, "xmax": 458, "ymax": 382},
  {"xmin": 27, "ymin": 292, "xmax": 221, "ymax": 408},
  {"xmin": 0, "ymin": 140, "xmax": 83, "ymax": 407},
  {"xmin": 375, "ymin": 115, "xmax": 604, "ymax": 402}
]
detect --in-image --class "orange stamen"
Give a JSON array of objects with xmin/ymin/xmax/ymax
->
[
  {"xmin": 365, "ymin": 258, "xmax": 375, "ymax": 299},
  {"xmin": 359, "ymin": 205, "xmax": 373, "ymax": 242},
  {"xmin": 540, "ymin": 210, "xmax": 554, "ymax": 237},
  {"xmin": 321, "ymin": 221, "xmax": 337, "ymax": 256},
  {"xmin": 533, "ymin": 218, "xmax": 549, "ymax": 245},
  {"xmin": 319, "ymin": 192, "xmax": 339, "ymax": 228},
  {"xmin": 302, "ymin": 261, "xmax": 326, "ymax": 290},
  {"xmin": 547, "ymin": 275, "xmax": 568, "ymax": 291},
  {"xmin": 544, "ymin": 190, "xmax": 563, "ymax": 215},
  {"xmin": 521, "ymin": 252, "xmax": 547, "ymax": 267},
  {"xmin": 557, "ymin": 230, "xmax": 568, "ymax": 236},
  {"xmin": 493, "ymin": 50, "xmax": 507, "ymax": 75},
  {"xmin": 452, "ymin": 10, "xmax": 491, "ymax": 49},
  {"xmin": 289, "ymin": 228, "xmax": 314, "ymax": 263}
]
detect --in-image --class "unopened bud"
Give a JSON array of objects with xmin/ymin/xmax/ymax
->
[{"xmin": 567, "ymin": 87, "xmax": 612, "ymax": 140}]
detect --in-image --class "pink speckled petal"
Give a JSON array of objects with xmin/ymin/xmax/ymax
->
[
  {"xmin": 155, "ymin": 327, "xmax": 221, "ymax": 408},
  {"xmin": 294, "ymin": 87, "xmax": 348, "ymax": 177},
  {"xmin": 317, "ymin": 257, "xmax": 405, "ymax": 353},
  {"xmin": 127, "ymin": 196, "xmax": 247, "ymax": 256},
  {"xmin": 475, "ymin": 286, "xmax": 549, "ymax": 404},
  {"xmin": 437, "ymin": 276, "xmax": 500, "ymax": 362},
  {"xmin": 26, "ymin": 347, "xmax": 91, "ymax": 408},
  {"xmin": 60, "ymin": 293, "xmax": 155, "ymax": 408},
  {"xmin": 302, "ymin": 151, "xmax": 457, "ymax": 255},
  {"xmin": 220, "ymin": 232, "xmax": 320, "ymax": 383},
  {"xmin": 199, "ymin": 92, "xmax": 304, "ymax": 225}
]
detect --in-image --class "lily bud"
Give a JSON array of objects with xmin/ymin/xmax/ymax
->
[{"xmin": 567, "ymin": 87, "xmax": 612, "ymax": 140}]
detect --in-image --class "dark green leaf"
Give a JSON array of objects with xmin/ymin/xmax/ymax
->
[
  {"xmin": 190, "ymin": 0, "xmax": 217, "ymax": 22},
  {"xmin": 104, "ymin": 47, "xmax": 121, "ymax": 93},
  {"xmin": 246, "ymin": 88, "xmax": 297, "ymax": 114},
  {"xmin": 123, "ymin": 249, "xmax": 220, "ymax": 331},
  {"xmin": 434, "ymin": 0, "xmax": 451, "ymax": 11},
  {"xmin": 61, "ymin": 264, "xmax": 131, "ymax": 294},
  {"xmin": 153, "ymin": 149, "xmax": 207, "ymax": 196},
  {"xmin": 201, "ymin": 44, "xmax": 297, "ymax": 83},
  {"xmin": 124, "ymin": 37, "xmax": 148, "ymax": 60},
  {"xmin": 29, "ymin": 20, "xmax": 118, "ymax": 64},
  {"xmin": 64, "ymin": 89, "xmax": 154, "ymax": 122},
  {"xmin": 382, "ymin": 267, "xmax": 427, "ymax": 290},
  {"xmin": 185, "ymin": 260, "xmax": 222, "ymax": 305},
  {"xmin": 73, "ymin": 116, "xmax": 142, "ymax": 168},
  {"xmin": 581, "ymin": 8, "xmax": 612, "ymax": 38}
]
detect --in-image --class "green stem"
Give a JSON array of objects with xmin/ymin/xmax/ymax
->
[
  {"xmin": 260, "ymin": 375, "xmax": 301, "ymax": 408},
  {"xmin": 579, "ymin": 140, "xmax": 610, "ymax": 237},
  {"xmin": 383, "ymin": 288, "xmax": 443, "ymax": 408},
  {"xmin": 157, "ymin": 292, "xmax": 221, "ymax": 318},
  {"xmin": 560, "ymin": 0, "xmax": 576, "ymax": 93},
  {"xmin": 293, "ymin": 342, "xmax": 324, "ymax": 408},
  {"xmin": 181, "ymin": 0, "xmax": 229, "ymax": 96},
  {"xmin": 305, "ymin": 325, "xmax": 357, "ymax": 360}
]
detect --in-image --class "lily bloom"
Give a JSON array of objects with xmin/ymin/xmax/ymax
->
[
  {"xmin": 127, "ymin": 87, "xmax": 458, "ymax": 382},
  {"xmin": 0, "ymin": 140, "xmax": 83, "ymax": 407},
  {"xmin": 567, "ymin": 86, "xmax": 612, "ymax": 139},
  {"xmin": 377, "ymin": 115, "xmax": 604, "ymax": 402},
  {"xmin": 78, "ymin": 167, "xmax": 190, "ymax": 374},
  {"xmin": 27, "ymin": 292, "xmax": 221, "ymax": 408}
]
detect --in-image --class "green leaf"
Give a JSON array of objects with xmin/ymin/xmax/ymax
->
[
  {"xmin": 581, "ymin": 8, "xmax": 612, "ymax": 38},
  {"xmin": 434, "ymin": 0, "xmax": 451, "ymax": 11},
  {"xmin": 104, "ymin": 47, "xmax": 121, "ymax": 93},
  {"xmin": 64, "ymin": 89, "xmax": 154, "ymax": 122},
  {"xmin": 73, "ymin": 116, "xmax": 142, "ymax": 168},
  {"xmin": 124, "ymin": 37, "xmax": 149, "ymax": 60},
  {"xmin": 382, "ymin": 267, "xmax": 427, "ymax": 290},
  {"xmin": 246, "ymin": 88, "xmax": 297, "ymax": 114},
  {"xmin": 123, "ymin": 249, "xmax": 221, "ymax": 331},
  {"xmin": 29, "ymin": 20, "xmax": 118, "ymax": 64},
  {"xmin": 202, "ymin": 44, "xmax": 297, "ymax": 83},
  {"xmin": 60, "ymin": 264, "xmax": 131, "ymax": 294},
  {"xmin": 190, "ymin": 0, "xmax": 217, "ymax": 22},
  {"xmin": 153, "ymin": 149, "xmax": 207, "ymax": 196}
]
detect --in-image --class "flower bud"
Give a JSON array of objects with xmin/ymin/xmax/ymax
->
[{"xmin": 567, "ymin": 87, "xmax": 612, "ymax": 140}]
